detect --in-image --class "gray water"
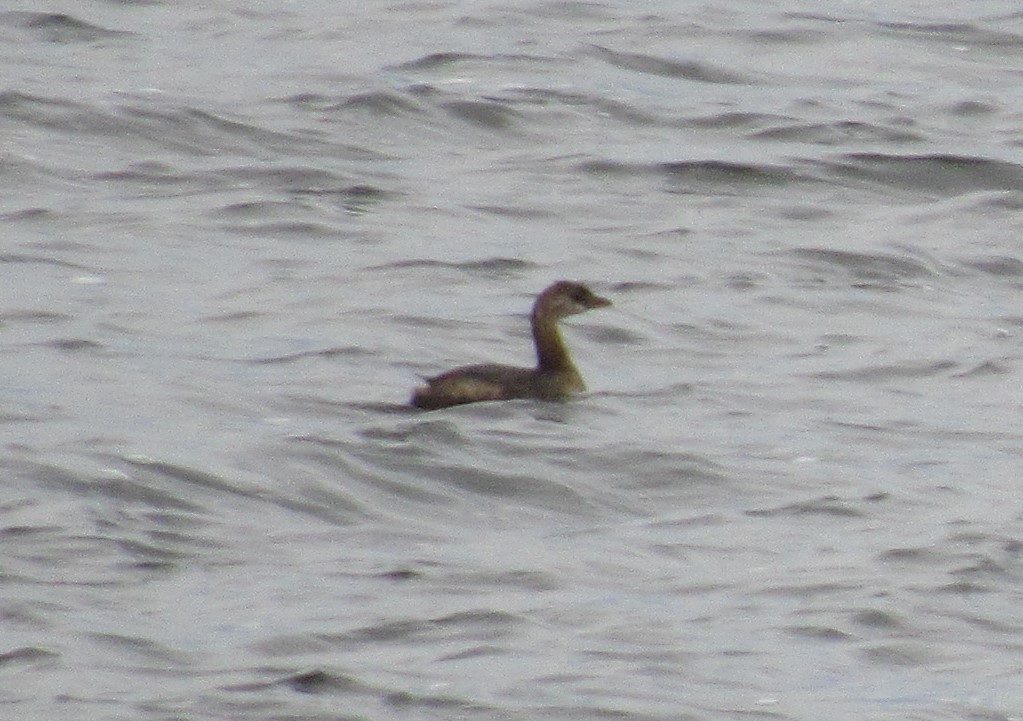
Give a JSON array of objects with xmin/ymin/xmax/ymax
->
[{"xmin": 3, "ymin": 1, "xmax": 1023, "ymax": 719}]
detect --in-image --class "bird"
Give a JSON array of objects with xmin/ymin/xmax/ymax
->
[{"xmin": 411, "ymin": 281, "xmax": 611, "ymax": 410}]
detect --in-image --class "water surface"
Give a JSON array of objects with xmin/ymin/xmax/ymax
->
[{"xmin": 3, "ymin": 2, "xmax": 1023, "ymax": 719}]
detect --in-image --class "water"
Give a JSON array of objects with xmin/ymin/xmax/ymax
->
[{"xmin": 3, "ymin": 1, "xmax": 1023, "ymax": 719}]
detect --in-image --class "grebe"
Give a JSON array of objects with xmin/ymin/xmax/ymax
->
[{"xmin": 411, "ymin": 281, "xmax": 611, "ymax": 410}]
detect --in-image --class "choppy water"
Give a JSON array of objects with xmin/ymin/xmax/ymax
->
[{"xmin": 4, "ymin": 1, "xmax": 1023, "ymax": 719}]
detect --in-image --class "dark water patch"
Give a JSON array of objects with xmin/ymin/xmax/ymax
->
[
  {"xmin": 659, "ymin": 160, "xmax": 792, "ymax": 186},
  {"xmin": 861, "ymin": 643, "xmax": 932, "ymax": 667},
  {"xmin": 948, "ymin": 100, "xmax": 998, "ymax": 117},
  {"xmin": 182, "ymin": 108, "xmax": 381, "ymax": 158},
  {"xmin": 751, "ymin": 120, "xmax": 924, "ymax": 145},
  {"xmin": 785, "ymin": 248, "xmax": 937, "ymax": 284},
  {"xmin": 572, "ymin": 158, "xmax": 634, "ymax": 176},
  {"xmin": 376, "ymin": 567, "xmax": 421, "ymax": 581},
  {"xmin": 291, "ymin": 184, "xmax": 396, "ymax": 215},
  {"xmin": 522, "ymin": 2, "xmax": 616, "ymax": 20},
  {"xmin": 819, "ymin": 153, "xmax": 1023, "ymax": 197},
  {"xmin": 816, "ymin": 333, "xmax": 867, "ymax": 346},
  {"xmin": 118, "ymin": 106, "xmax": 282, "ymax": 156},
  {"xmin": 285, "ymin": 669, "xmax": 366, "ymax": 694},
  {"xmin": 0, "ymin": 523, "xmax": 61, "ymax": 538},
  {"xmin": 223, "ymin": 221, "xmax": 346, "ymax": 238},
  {"xmin": 390, "ymin": 51, "xmax": 559, "ymax": 72},
  {"xmin": 293, "ymin": 183, "xmax": 393, "ymax": 200},
  {"xmin": 782, "ymin": 11, "xmax": 850, "ymax": 23},
  {"xmin": 877, "ymin": 21, "xmax": 1023, "ymax": 49},
  {"xmin": 0, "ymin": 207, "xmax": 53, "ymax": 222},
  {"xmin": 0, "ymin": 409, "xmax": 58, "ymax": 424},
  {"xmin": 276, "ymin": 395, "xmax": 412, "ymax": 420},
  {"xmin": 215, "ymin": 165, "xmax": 345, "ymax": 189},
  {"xmin": 0, "ymin": 310, "xmax": 72, "ymax": 324},
  {"xmin": 453, "ymin": 569, "xmax": 559, "ymax": 592},
  {"xmin": 755, "ymin": 581, "xmax": 861, "ymax": 598},
  {"xmin": 0, "ymin": 11, "xmax": 131, "ymax": 43},
  {"xmin": 829, "ymin": 420, "xmax": 1017, "ymax": 445},
  {"xmin": 586, "ymin": 324, "xmax": 645, "ymax": 345},
  {"xmin": 942, "ymin": 610, "xmax": 1023, "ymax": 635},
  {"xmin": 812, "ymin": 360, "xmax": 958, "ymax": 382},
  {"xmin": 439, "ymin": 644, "xmax": 508, "ymax": 661},
  {"xmin": 775, "ymin": 205, "xmax": 834, "ymax": 221},
  {"xmin": 357, "ymin": 420, "xmax": 466, "ymax": 445},
  {"xmin": 11, "ymin": 460, "xmax": 203, "ymax": 512},
  {"xmin": 190, "ymin": 452, "xmax": 373, "ymax": 525},
  {"xmin": 141, "ymin": 509, "xmax": 209, "ymax": 532},
  {"xmin": 390, "ymin": 51, "xmax": 497, "ymax": 71},
  {"xmin": 93, "ymin": 162, "xmax": 217, "ymax": 194},
  {"xmin": 961, "ymin": 255, "xmax": 1023, "ymax": 278},
  {"xmin": 202, "ymin": 310, "xmax": 265, "ymax": 323},
  {"xmin": 347, "ymin": 419, "xmax": 629, "ymax": 521},
  {"xmin": 587, "ymin": 99, "xmax": 661, "ymax": 126},
  {"xmin": 579, "ymin": 159, "xmax": 798, "ymax": 191},
  {"xmin": 0, "ymin": 95, "xmax": 236, "ymax": 157},
  {"xmin": 290, "ymin": 440, "xmax": 453, "ymax": 507},
  {"xmin": 965, "ymin": 192, "xmax": 1023, "ymax": 211},
  {"xmin": 44, "ymin": 338, "xmax": 103, "ymax": 353},
  {"xmin": 997, "ymin": 315, "xmax": 1023, "ymax": 328},
  {"xmin": 439, "ymin": 257, "xmax": 535, "ymax": 274},
  {"xmin": 502, "ymin": 87, "xmax": 662, "ymax": 126},
  {"xmin": 852, "ymin": 609, "xmax": 905, "ymax": 630},
  {"xmin": 374, "ymin": 311, "xmax": 449, "ymax": 329},
  {"xmin": 950, "ymin": 554, "xmax": 1010, "ymax": 581},
  {"xmin": 441, "ymin": 100, "xmax": 522, "ymax": 130},
  {"xmin": 332, "ymin": 91, "xmax": 425, "ymax": 116},
  {"xmin": 282, "ymin": 90, "xmax": 426, "ymax": 118},
  {"xmin": 0, "ymin": 646, "xmax": 60, "ymax": 667},
  {"xmin": 688, "ymin": 111, "xmax": 788, "ymax": 129},
  {"xmin": 114, "ymin": 537, "xmax": 193, "ymax": 564},
  {"xmin": 746, "ymin": 27, "xmax": 829, "ymax": 45},
  {"xmin": 588, "ymin": 45, "xmax": 751, "ymax": 84},
  {"xmin": 745, "ymin": 495, "xmax": 866, "ymax": 518},
  {"xmin": 432, "ymin": 608, "xmax": 524, "ymax": 630},
  {"xmin": 249, "ymin": 346, "xmax": 371, "ymax": 365},
  {"xmin": 251, "ymin": 633, "xmax": 346, "ymax": 657},
  {"xmin": 0, "ymin": 252, "xmax": 89, "ymax": 270},
  {"xmin": 0, "ymin": 90, "xmax": 73, "ymax": 124},
  {"xmin": 938, "ymin": 580, "xmax": 992, "ymax": 594},
  {"xmin": 952, "ymin": 361, "xmax": 1012, "ymax": 379},
  {"xmin": 201, "ymin": 170, "xmax": 394, "ymax": 216},
  {"xmin": 609, "ymin": 280, "xmax": 675, "ymax": 293},
  {"xmin": 89, "ymin": 632, "xmax": 192, "ymax": 665},
  {"xmin": 302, "ymin": 609, "xmax": 522, "ymax": 649},
  {"xmin": 212, "ymin": 200, "xmax": 302, "ymax": 218},
  {"xmin": 878, "ymin": 546, "xmax": 945, "ymax": 564},
  {"xmin": 412, "ymin": 460, "xmax": 596, "ymax": 512},
  {"xmin": 549, "ymin": 447, "xmax": 727, "ymax": 512},
  {"xmin": 785, "ymin": 625, "xmax": 853, "ymax": 641},
  {"xmin": 17, "ymin": 100, "xmax": 385, "ymax": 160},
  {"xmin": 469, "ymin": 204, "xmax": 557, "ymax": 219},
  {"xmin": 355, "ymin": 556, "xmax": 560, "ymax": 594},
  {"xmin": 384, "ymin": 689, "xmax": 493, "ymax": 713},
  {"xmin": 372, "ymin": 257, "xmax": 538, "ymax": 276},
  {"xmin": 118, "ymin": 456, "xmax": 370, "ymax": 527}
]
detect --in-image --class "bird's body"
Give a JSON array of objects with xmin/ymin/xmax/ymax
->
[{"xmin": 411, "ymin": 281, "xmax": 611, "ymax": 410}]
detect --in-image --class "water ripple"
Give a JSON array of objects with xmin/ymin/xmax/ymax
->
[{"xmin": 588, "ymin": 45, "xmax": 753, "ymax": 84}]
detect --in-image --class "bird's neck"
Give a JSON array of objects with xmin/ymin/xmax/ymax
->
[{"xmin": 532, "ymin": 311, "xmax": 576, "ymax": 372}]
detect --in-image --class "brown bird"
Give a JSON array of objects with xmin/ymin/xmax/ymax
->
[{"xmin": 412, "ymin": 281, "xmax": 612, "ymax": 410}]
